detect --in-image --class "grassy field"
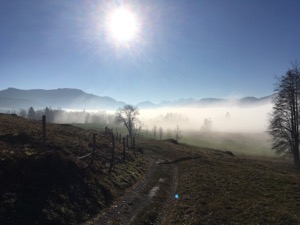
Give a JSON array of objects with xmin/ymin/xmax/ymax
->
[
  {"xmin": 72, "ymin": 123, "xmax": 129, "ymax": 136},
  {"xmin": 0, "ymin": 114, "xmax": 147, "ymax": 225},
  {"xmin": 73, "ymin": 123, "xmax": 274, "ymax": 157},
  {"xmin": 1, "ymin": 116, "xmax": 299, "ymax": 224},
  {"xmin": 181, "ymin": 131, "xmax": 274, "ymax": 156},
  {"xmin": 137, "ymin": 139, "xmax": 300, "ymax": 225}
]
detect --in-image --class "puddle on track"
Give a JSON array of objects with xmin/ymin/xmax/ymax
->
[{"xmin": 148, "ymin": 186, "xmax": 160, "ymax": 199}]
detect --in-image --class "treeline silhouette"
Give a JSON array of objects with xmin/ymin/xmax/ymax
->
[{"xmin": 8, "ymin": 107, "xmax": 116, "ymax": 125}]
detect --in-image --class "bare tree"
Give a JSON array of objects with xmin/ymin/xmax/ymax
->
[
  {"xmin": 225, "ymin": 112, "xmax": 231, "ymax": 120},
  {"xmin": 153, "ymin": 125, "xmax": 157, "ymax": 139},
  {"xmin": 201, "ymin": 118, "xmax": 212, "ymax": 132},
  {"xmin": 135, "ymin": 120, "xmax": 144, "ymax": 137},
  {"xmin": 174, "ymin": 125, "xmax": 182, "ymax": 142},
  {"xmin": 159, "ymin": 127, "xmax": 163, "ymax": 140},
  {"xmin": 19, "ymin": 109, "xmax": 27, "ymax": 118},
  {"xmin": 145, "ymin": 128, "xmax": 149, "ymax": 138},
  {"xmin": 269, "ymin": 63, "xmax": 300, "ymax": 168},
  {"xmin": 115, "ymin": 105, "xmax": 139, "ymax": 138},
  {"xmin": 166, "ymin": 129, "xmax": 172, "ymax": 139}
]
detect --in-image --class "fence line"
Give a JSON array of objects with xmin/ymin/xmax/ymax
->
[{"xmin": 39, "ymin": 117, "xmax": 136, "ymax": 170}]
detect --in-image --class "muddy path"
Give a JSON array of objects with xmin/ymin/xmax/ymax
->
[{"xmin": 82, "ymin": 147, "xmax": 178, "ymax": 225}]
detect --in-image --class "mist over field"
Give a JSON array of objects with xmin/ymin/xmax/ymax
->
[
  {"xmin": 138, "ymin": 104, "xmax": 274, "ymax": 155},
  {"xmin": 139, "ymin": 104, "xmax": 273, "ymax": 133},
  {"xmin": 1, "ymin": 87, "xmax": 275, "ymax": 155}
]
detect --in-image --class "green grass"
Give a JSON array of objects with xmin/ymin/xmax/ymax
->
[{"xmin": 181, "ymin": 131, "xmax": 274, "ymax": 156}]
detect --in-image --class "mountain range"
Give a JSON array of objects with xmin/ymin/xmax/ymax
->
[
  {"xmin": 0, "ymin": 88, "xmax": 125, "ymax": 111},
  {"xmin": 0, "ymin": 88, "xmax": 275, "ymax": 112}
]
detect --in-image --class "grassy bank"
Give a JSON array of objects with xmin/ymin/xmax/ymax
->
[{"xmin": 0, "ymin": 114, "xmax": 147, "ymax": 225}]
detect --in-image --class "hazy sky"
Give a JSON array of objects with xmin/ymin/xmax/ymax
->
[{"xmin": 1, "ymin": 0, "xmax": 300, "ymax": 104}]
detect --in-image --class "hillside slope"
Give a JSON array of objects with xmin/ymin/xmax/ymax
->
[
  {"xmin": 137, "ymin": 140, "xmax": 300, "ymax": 225},
  {"xmin": 0, "ymin": 114, "xmax": 147, "ymax": 225},
  {"xmin": 82, "ymin": 138, "xmax": 300, "ymax": 225},
  {"xmin": 1, "ymin": 114, "xmax": 299, "ymax": 225}
]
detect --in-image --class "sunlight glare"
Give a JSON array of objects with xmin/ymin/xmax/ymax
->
[{"xmin": 107, "ymin": 7, "xmax": 139, "ymax": 44}]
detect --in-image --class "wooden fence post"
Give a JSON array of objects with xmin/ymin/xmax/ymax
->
[
  {"xmin": 109, "ymin": 134, "xmax": 115, "ymax": 174},
  {"xmin": 89, "ymin": 134, "xmax": 96, "ymax": 168},
  {"xmin": 123, "ymin": 137, "xmax": 126, "ymax": 161},
  {"xmin": 42, "ymin": 115, "xmax": 46, "ymax": 147},
  {"xmin": 133, "ymin": 137, "xmax": 136, "ymax": 156}
]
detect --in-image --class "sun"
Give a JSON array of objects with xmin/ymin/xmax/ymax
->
[{"xmin": 106, "ymin": 7, "xmax": 139, "ymax": 45}]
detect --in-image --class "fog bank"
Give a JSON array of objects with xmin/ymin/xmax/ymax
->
[{"xmin": 139, "ymin": 104, "xmax": 273, "ymax": 133}]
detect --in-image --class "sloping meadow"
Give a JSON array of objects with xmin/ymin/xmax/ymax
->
[
  {"xmin": 0, "ymin": 114, "xmax": 147, "ymax": 225},
  {"xmin": 139, "ymin": 139, "xmax": 300, "ymax": 225}
]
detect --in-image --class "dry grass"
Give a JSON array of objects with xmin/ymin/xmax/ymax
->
[
  {"xmin": 138, "ymin": 139, "xmax": 300, "ymax": 225},
  {"xmin": 0, "ymin": 114, "xmax": 147, "ymax": 225},
  {"xmin": 1, "ymin": 114, "xmax": 299, "ymax": 225}
]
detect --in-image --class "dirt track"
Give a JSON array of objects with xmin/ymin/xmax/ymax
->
[{"xmin": 83, "ymin": 148, "xmax": 178, "ymax": 225}]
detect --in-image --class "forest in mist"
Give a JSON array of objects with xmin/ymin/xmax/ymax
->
[
  {"xmin": 10, "ymin": 103, "xmax": 272, "ymax": 133},
  {"xmin": 139, "ymin": 104, "xmax": 273, "ymax": 155},
  {"xmin": 10, "ymin": 102, "xmax": 274, "ymax": 156},
  {"xmin": 139, "ymin": 104, "xmax": 272, "ymax": 133}
]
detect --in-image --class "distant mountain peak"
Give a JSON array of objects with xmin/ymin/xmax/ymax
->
[{"xmin": 0, "ymin": 88, "xmax": 126, "ymax": 111}]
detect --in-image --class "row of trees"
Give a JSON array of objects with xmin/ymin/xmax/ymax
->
[
  {"xmin": 10, "ymin": 63, "xmax": 300, "ymax": 168},
  {"xmin": 11, "ymin": 107, "xmax": 117, "ymax": 125},
  {"xmin": 151, "ymin": 125, "xmax": 182, "ymax": 141},
  {"xmin": 12, "ymin": 105, "xmax": 184, "ymax": 142},
  {"xmin": 115, "ymin": 105, "xmax": 183, "ymax": 141},
  {"xmin": 115, "ymin": 63, "xmax": 300, "ymax": 168}
]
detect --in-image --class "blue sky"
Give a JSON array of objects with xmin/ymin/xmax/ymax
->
[{"xmin": 0, "ymin": 0, "xmax": 300, "ymax": 104}]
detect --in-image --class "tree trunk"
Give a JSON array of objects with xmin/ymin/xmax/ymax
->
[
  {"xmin": 42, "ymin": 115, "xmax": 46, "ymax": 148},
  {"xmin": 294, "ymin": 145, "xmax": 300, "ymax": 168}
]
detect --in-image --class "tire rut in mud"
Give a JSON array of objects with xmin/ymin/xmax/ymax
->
[{"xmin": 83, "ymin": 153, "xmax": 178, "ymax": 225}]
